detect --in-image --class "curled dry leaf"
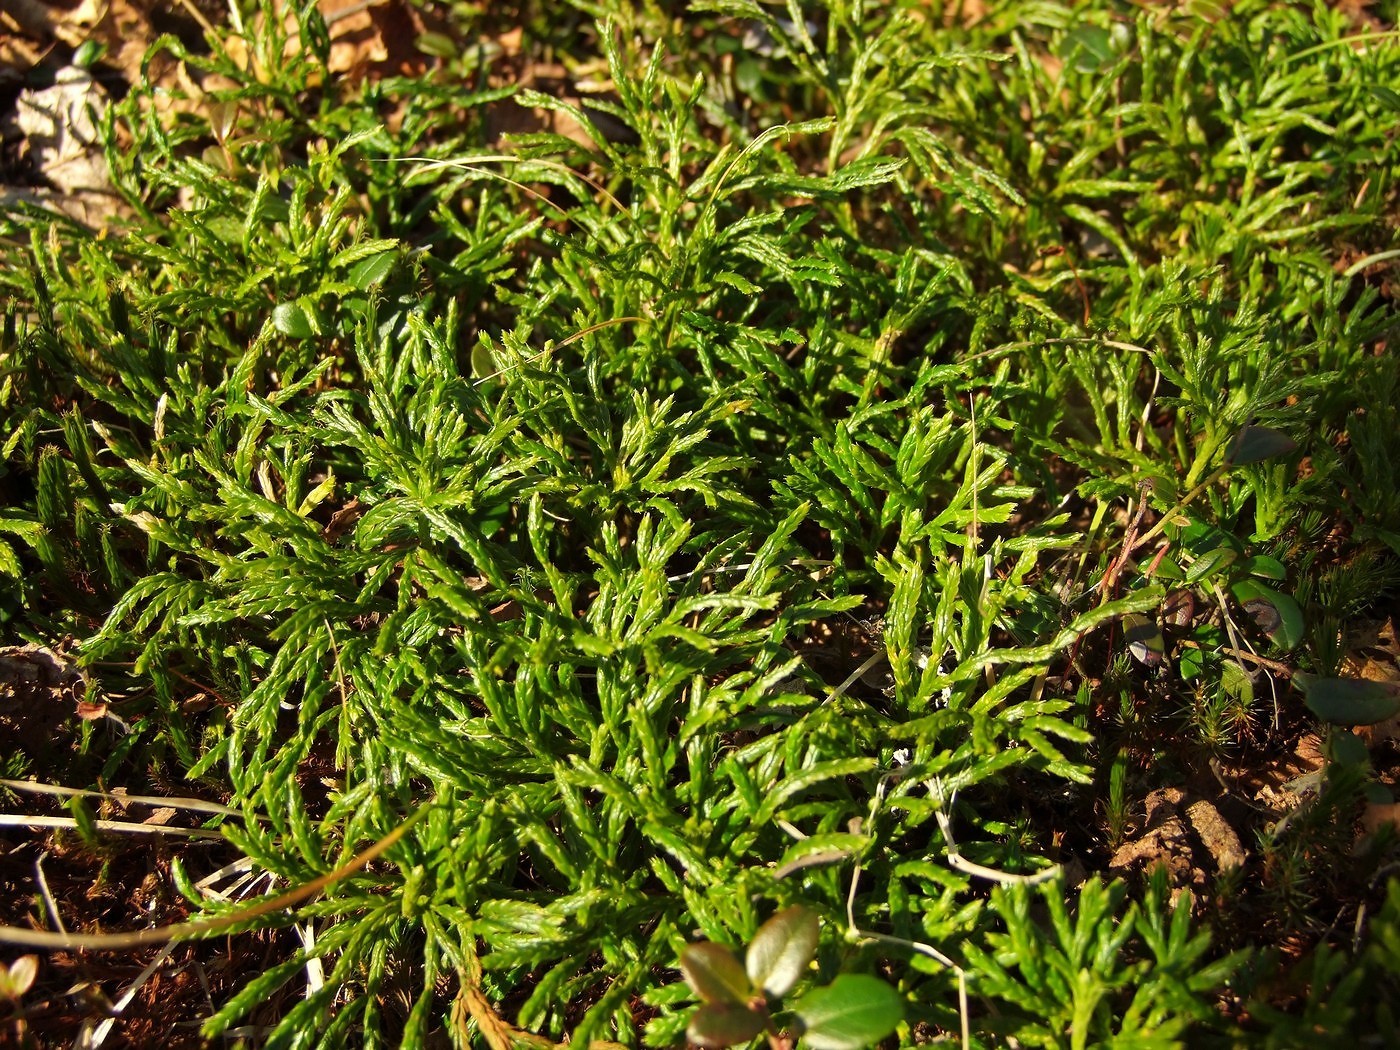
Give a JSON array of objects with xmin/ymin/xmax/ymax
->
[
  {"xmin": 1344, "ymin": 620, "xmax": 1400, "ymax": 747},
  {"xmin": 1109, "ymin": 787, "xmax": 1246, "ymax": 907},
  {"xmin": 1185, "ymin": 799, "xmax": 1246, "ymax": 871},
  {"xmin": 2, "ymin": 61, "xmax": 126, "ymax": 224},
  {"xmin": 1163, "ymin": 589, "xmax": 1196, "ymax": 629},
  {"xmin": 9, "ymin": 65, "xmax": 111, "ymax": 194},
  {"xmin": 318, "ymin": 0, "xmax": 433, "ymax": 79},
  {"xmin": 1362, "ymin": 803, "xmax": 1400, "ymax": 838}
]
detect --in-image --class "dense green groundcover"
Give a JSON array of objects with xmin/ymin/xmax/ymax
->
[{"xmin": 3, "ymin": 0, "xmax": 1400, "ymax": 1045}]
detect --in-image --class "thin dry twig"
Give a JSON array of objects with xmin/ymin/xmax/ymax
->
[
  {"xmin": 89, "ymin": 943, "xmax": 180, "ymax": 1048},
  {"xmin": 0, "ymin": 804, "xmax": 429, "ymax": 950},
  {"xmin": 33, "ymin": 851, "xmax": 66, "ymax": 937},
  {"xmin": 0, "ymin": 778, "xmax": 240, "ymax": 817},
  {"xmin": 0, "ymin": 814, "xmax": 224, "ymax": 839}
]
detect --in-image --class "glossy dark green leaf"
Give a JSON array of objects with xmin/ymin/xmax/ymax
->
[
  {"xmin": 1181, "ymin": 521, "xmax": 1243, "ymax": 556},
  {"xmin": 1370, "ymin": 85, "xmax": 1400, "ymax": 113},
  {"xmin": 1178, "ymin": 645, "xmax": 1205, "ymax": 681},
  {"xmin": 1227, "ymin": 425, "xmax": 1296, "ymax": 465},
  {"xmin": 1192, "ymin": 623, "xmax": 1227, "ymax": 649},
  {"xmin": 681, "ymin": 943, "xmax": 753, "ymax": 1006},
  {"xmin": 347, "ymin": 248, "xmax": 397, "ymax": 290},
  {"xmin": 1296, "ymin": 674, "xmax": 1400, "ymax": 726},
  {"xmin": 1230, "ymin": 579, "xmax": 1304, "ymax": 651},
  {"xmin": 1185, "ymin": 545, "xmax": 1236, "ymax": 584},
  {"xmin": 746, "ymin": 905, "xmax": 819, "ymax": 998},
  {"xmin": 272, "ymin": 300, "xmax": 318, "ymax": 338},
  {"xmin": 792, "ymin": 974, "xmax": 904, "ymax": 1050},
  {"xmin": 1123, "ymin": 613, "xmax": 1164, "ymax": 666},
  {"xmin": 1325, "ymin": 728, "xmax": 1369, "ymax": 767},
  {"xmin": 1240, "ymin": 555, "xmax": 1286, "ymax": 580},
  {"xmin": 687, "ymin": 1003, "xmax": 766, "ymax": 1048}
]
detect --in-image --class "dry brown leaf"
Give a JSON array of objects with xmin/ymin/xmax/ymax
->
[
  {"xmin": 8, "ymin": 65, "xmax": 111, "ymax": 194},
  {"xmin": 0, "ymin": 30, "xmax": 45, "ymax": 81},
  {"xmin": 1109, "ymin": 787, "xmax": 1250, "ymax": 906},
  {"xmin": 1109, "ymin": 788, "xmax": 1191, "ymax": 873},
  {"xmin": 319, "ymin": 0, "xmax": 392, "ymax": 77},
  {"xmin": 0, "ymin": 185, "xmax": 124, "ymax": 227},
  {"xmin": 1362, "ymin": 802, "xmax": 1400, "ymax": 837},
  {"xmin": 74, "ymin": 698, "xmax": 108, "ymax": 721},
  {"xmin": 323, "ymin": 497, "xmax": 366, "ymax": 542},
  {"xmin": 0, "ymin": 643, "xmax": 85, "ymax": 740},
  {"xmin": 142, "ymin": 806, "xmax": 178, "ymax": 828},
  {"xmin": 1342, "ymin": 620, "xmax": 1400, "ymax": 747}
]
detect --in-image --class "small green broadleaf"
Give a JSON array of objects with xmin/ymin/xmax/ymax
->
[
  {"xmin": 1296, "ymin": 674, "xmax": 1400, "ymax": 726},
  {"xmin": 415, "ymin": 31, "xmax": 457, "ymax": 58},
  {"xmin": 272, "ymin": 300, "xmax": 318, "ymax": 338},
  {"xmin": 746, "ymin": 905, "xmax": 819, "ymax": 998},
  {"xmin": 1178, "ymin": 646, "xmax": 1205, "ymax": 681},
  {"xmin": 1369, "ymin": 85, "xmax": 1400, "ymax": 112},
  {"xmin": 1152, "ymin": 555, "xmax": 1185, "ymax": 581},
  {"xmin": 1241, "ymin": 555, "xmax": 1286, "ymax": 580},
  {"xmin": 471, "ymin": 336, "xmax": 498, "ymax": 382},
  {"xmin": 1185, "ymin": 546, "xmax": 1236, "ymax": 584},
  {"xmin": 682, "ymin": 943, "xmax": 753, "ymax": 1006},
  {"xmin": 347, "ymin": 248, "xmax": 397, "ymax": 290},
  {"xmin": 1061, "ymin": 25, "xmax": 1117, "ymax": 73},
  {"xmin": 1325, "ymin": 729, "xmax": 1370, "ymax": 767},
  {"xmin": 792, "ymin": 974, "xmax": 903, "ymax": 1050},
  {"xmin": 687, "ymin": 1002, "xmax": 766, "ymax": 1048},
  {"xmin": 1365, "ymin": 782, "xmax": 1394, "ymax": 806},
  {"xmin": 0, "ymin": 955, "xmax": 38, "ymax": 1000},
  {"xmin": 1221, "ymin": 660, "xmax": 1254, "ymax": 706},
  {"xmin": 1123, "ymin": 613, "xmax": 1164, "ymax": 666},
  {"xmin": 1231, "ymin": 579, "xmax": 1304, "ymax": 651}
]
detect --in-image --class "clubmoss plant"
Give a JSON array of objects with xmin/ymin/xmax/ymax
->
[{"xmin": 1, "ymin": 0, "xmax": 1398, "ymax": 1046}]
